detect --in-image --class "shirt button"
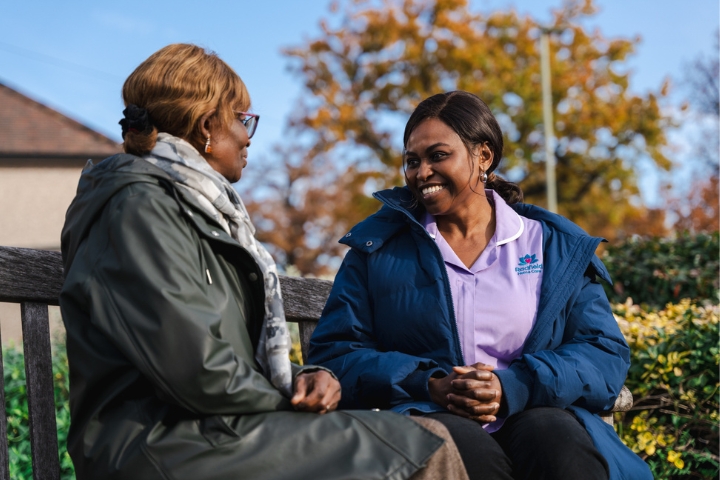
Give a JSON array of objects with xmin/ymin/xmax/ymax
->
[
  {"xmin": 211, "ymin": 231, "xmax": 220, "ymax": 237},
  {"xmin": 345, "ymin": 233, "xmax": 352, "ymax": 237},
  {"xmin": 249, "ymin": 273, "xmax": 258, "ymax": 281},
  {"xmin": 366, "ymin": 241, "xmax": 373, "ymax": 247},
  {"xmin": 186, "ymin": 210, "xmax": 194, "ymax": 217}
]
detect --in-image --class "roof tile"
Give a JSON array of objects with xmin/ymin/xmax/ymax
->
[{"xmin": 0, "ymin": 82, "xmax": 121, "ymax": 156}]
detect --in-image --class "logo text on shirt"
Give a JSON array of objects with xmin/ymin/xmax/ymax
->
[{"xmin": 516, "ymin": 254, "xmax": 543, "ymax": 275}]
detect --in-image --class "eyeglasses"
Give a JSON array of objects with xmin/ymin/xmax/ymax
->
[{"xmin": 234, "ymin": 111, "xmax": 260, "ymax": 138}]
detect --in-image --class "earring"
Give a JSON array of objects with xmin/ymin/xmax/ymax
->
[
  {"xmin": 480, "ymin": 169, "xmax": 488, "ymax": 184},
  {"xmin": 204, "ymin": 135, "xmax": 212, "ymax": 154}
]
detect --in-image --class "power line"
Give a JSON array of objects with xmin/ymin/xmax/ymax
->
[{"xmin": 0, "ymin": 41, "xmax": 123, "ymax": 83}]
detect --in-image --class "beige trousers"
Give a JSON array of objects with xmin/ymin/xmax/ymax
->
[{"xmin": 408, "ymin": 417, "xmax": 470, "ymax": 480}]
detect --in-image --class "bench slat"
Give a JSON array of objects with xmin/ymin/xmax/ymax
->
[
  {"xmin": 0, "ymin": 247, "xmax": 63, "ymax": 305},
  {"xmin": 279, "ymin": 276, "xmax": 332, "ymax": 322},
  {"xmin": 298, "ymin": 321, "xmax": 318, "ymax": 365},
  {"xmin": 0, "ymin": 246, "xmax": 333, "ymax": 319},
  {"xmin": 21, "ymin": 302, "xmax": 60, "ymax": 480}
]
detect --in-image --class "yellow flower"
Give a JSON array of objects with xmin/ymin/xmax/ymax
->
[{"xmin": 667, "ymin": 450, "xmax": 685, "ymax": 469}]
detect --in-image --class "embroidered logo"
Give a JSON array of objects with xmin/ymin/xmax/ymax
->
[
  {"xmin": 515, "ymin": 253, "xmax": 543, "ymax": 275},
  {"xmin": 518, "ymin": 254, "xmax": 538, "ymax": 266}
]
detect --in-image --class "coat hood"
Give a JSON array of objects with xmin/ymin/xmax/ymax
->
[
  {"xmin": 339, "ymin": 187, "xmax": 419, "ymax": 254},
  {"xmin": 61, "ymin": 154, "xmax": 174, "ymax": 272}
]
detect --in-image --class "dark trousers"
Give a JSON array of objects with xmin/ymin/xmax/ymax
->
[{"xmin": 426, "ymin": 408, "xmax": 609, "ymax": 480}]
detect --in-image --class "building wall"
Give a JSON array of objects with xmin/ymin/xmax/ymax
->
[
  {"xmin": 0, "ymin": 165, "xmax": 82, "ymax": 250},
  {"xmin": 0, "ymin": 165, "xmax": 81, "ymax": 344},
  {"xmin": 0, "ymin": 303, "xmax": 65, "ymax": 347}
]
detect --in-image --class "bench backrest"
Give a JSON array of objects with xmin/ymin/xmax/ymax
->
[{"xmin": 0, "ymin": 245, "xmax": 328, "ymax": 480}]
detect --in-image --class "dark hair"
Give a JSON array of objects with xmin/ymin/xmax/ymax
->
[
  {"xmin": 121, "ymin": 43, "xmax": 250, "ymax": 156},
  {"xmin": 403, "ymin": 91, "xmax": 523, "ymax": 204}
]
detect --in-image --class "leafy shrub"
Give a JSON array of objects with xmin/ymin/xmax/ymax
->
[
  {"xmin": 288, "ymin": 322, "xmax": 303, "ymax": 365},
  {"xmin": 603, "ymin": 232, "xmax": 719, "ymax": 308},
  {"xmin": 614, "ymin": 299, "xmax": 719, "ymax": 479},
  {"xmin": 3, "ymin": 341, "xmax": 75, "ymax": 480}
]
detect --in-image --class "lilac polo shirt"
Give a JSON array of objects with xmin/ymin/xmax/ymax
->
[{"xmin": 423, "ymin": 190, "xmax": 544, "ymax": 431}]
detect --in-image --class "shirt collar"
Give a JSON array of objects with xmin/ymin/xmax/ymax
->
[{"xmin": 489, "ymin": 189, "xmax": 524, "ymax": 246}]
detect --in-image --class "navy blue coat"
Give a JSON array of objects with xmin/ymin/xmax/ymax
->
[{"xmin": 309, "ymin": 187, "xmax": 652, "ymax": 480}]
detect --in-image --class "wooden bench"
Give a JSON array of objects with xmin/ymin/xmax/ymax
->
[{"xmin": 0, "ymin": 245, "xmax": 632, "ymax": 480}]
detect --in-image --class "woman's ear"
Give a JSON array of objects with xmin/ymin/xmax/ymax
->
[
  {"xmin": 478, "ymin": 142, "xmax": 494, "ymax": 172},
  {"xmin": 198, "ymin": 109, "xmax": 217, "ymax": 139}
]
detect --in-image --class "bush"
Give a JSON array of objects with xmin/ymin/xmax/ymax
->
[
  {"xmin": 3, "ymin": 341, "xmax": 75, "ymax": 480},
  {"xmin": 603, "ymin": 232, "xmax": 719, "ymax": 308},
  {"xmin": 614, "ymin": 299, "xmax": 719, "ymax": 479},
  {"xmin": 288, "ymin": 322, "xmax": 303, "ymax": 365}
]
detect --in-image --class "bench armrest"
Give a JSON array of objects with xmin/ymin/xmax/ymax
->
[{"xmin": 600, "ymin": 385, "xmax": 633, "ymax": 425}]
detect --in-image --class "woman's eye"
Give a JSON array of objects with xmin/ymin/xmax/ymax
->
[
  {"xmin": 405, "ymin": 158, "xmax": 419, "ymax": 168},
  {"xmin": 430, "ymin": 152, "xmax": 445, "ymax": 161}
]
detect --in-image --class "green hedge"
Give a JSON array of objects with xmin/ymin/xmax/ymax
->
[
  {"xmin": 2, "ymin": 342, "xmax": 74, "ymax": 479},
  {"xmin": 614, "ymin": 299, "xmax": 719, "ymax": 479},
  {"xmin": 602, "ymin": 232, "xmax": 719, "ymax": 308}
]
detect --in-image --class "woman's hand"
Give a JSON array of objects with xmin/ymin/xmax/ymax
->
[
  {"xmin": 428, "ymin": 362, "xmax": 495, "ymax": 412},
  {"xmin": 290, "ymin": 370, "xmax": 341, "ymax": 414},
  {"xmin": 446, "ymin": 365, "xmax": 503, "ymax": 424}
]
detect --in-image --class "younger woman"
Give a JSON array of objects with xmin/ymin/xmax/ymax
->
[{"xmin": 309, "ymin": 91, "xmax": 652, "ymax": 480}]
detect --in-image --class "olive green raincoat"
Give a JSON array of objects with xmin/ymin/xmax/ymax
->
[{"xmin": 60, "ymin": 154, "xmax": 443, "ymax": 479}]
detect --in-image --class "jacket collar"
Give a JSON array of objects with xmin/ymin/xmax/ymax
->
[
  {"xmin": 340, "ymin": 186, "xmax": 611, "ymax": 284},
  {"xmin": 339, "ymin": 187, "xmax": 421, "ymax": 253},
  {"xmin": 62, "ymin": 154, "xmax": 242, "ymax": 271}
]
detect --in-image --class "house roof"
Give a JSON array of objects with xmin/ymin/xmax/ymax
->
[{"xmin": 0, "ymin": 81, "xmax": 120, "ymax": 160}]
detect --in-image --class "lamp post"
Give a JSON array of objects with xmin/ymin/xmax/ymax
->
[{"xmin": 540, "ymin": 27, "xmax": 558, "ymax": 213}]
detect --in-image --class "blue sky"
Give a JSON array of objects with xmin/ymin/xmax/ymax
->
[{"xmin": 1, "ymin": 0, "xmax": 717, "ymax": 203}]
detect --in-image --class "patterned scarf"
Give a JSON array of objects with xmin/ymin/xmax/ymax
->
[{"xmin": 143, "ymin": 133, "xmax": 293, "ymax": 397}]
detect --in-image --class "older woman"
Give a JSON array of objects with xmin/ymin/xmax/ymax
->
[
  {"xmin": 308, "ymin": 91, "xmax": 652, "ymax": 480},
  {"xmin": 59, "ymin": 44, "xmax": 468, "ymax": 480}
]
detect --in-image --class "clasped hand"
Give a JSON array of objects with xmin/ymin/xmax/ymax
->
[
  {"xmin": 428, "ymin": 363, "xmax": 503, "ymax": 424},
  {"xmin": 290, "ymin": 370, "xmax": 341, "ymax": 414}
]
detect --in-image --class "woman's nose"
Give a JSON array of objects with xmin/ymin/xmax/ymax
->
[{"xmin": 417, "ymin": 160, "xmax": 432, "ymax": 180}]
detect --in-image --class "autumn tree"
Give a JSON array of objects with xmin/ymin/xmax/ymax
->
[
  {"xmin": 243, "ymin": 0, "xmax": 675, "ymax": 275},
  {"xmin": 238, "ymin": 143, "xmax": 367, "ymax": 276},
  {"xmin": 683, "ymin": 32, "xmax": 719, "ymax": 171},
  {"xmin": 669, "ymin": 33, "xmax": 719, "ymax": 234}
]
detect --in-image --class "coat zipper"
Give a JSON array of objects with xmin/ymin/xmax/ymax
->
[{"xmin": 372, "ymin": 192, "xmax": 465, "ymax": 366}]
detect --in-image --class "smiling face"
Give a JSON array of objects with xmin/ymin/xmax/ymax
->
[
  {"xmin": 204, "ymin": 112, "xmax": 250, "ymax": 183},
  {"xmin": 404, "ymin": 117, "xmax": 491, "ymax": 216}
]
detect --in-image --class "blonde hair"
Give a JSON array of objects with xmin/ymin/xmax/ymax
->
[{"xmin": 121, "ymin": 43, "xmax": 250, "ymax": 155}]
